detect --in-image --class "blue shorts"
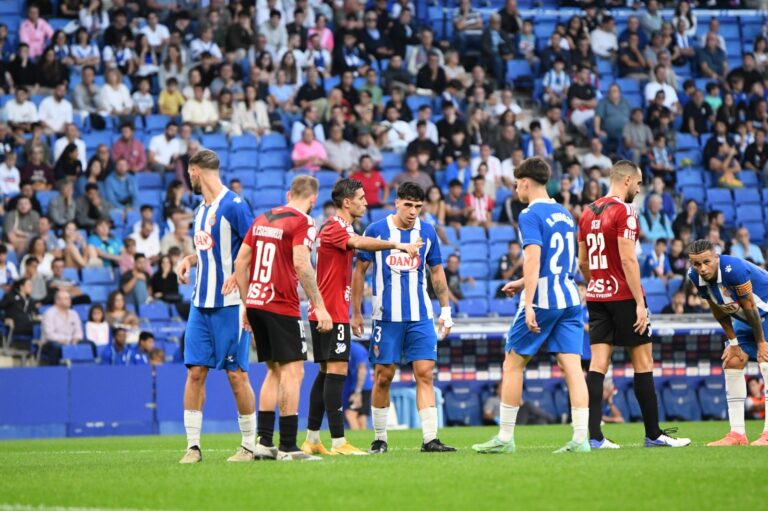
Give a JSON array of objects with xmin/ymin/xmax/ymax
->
[
  {"xmin": 369, "ymin": 319, "xmax": 437, "ymax": 365},
  {"xmin": 732, "ymin": 317, "xmax": 768, "ymax": 360},
  {"xmin": 505, "ymin": 305, "xmax": 584, "ymax": 357},
  {"xmin": 185, "ymin": 305, "xmax": 250, "ymax": 371}
]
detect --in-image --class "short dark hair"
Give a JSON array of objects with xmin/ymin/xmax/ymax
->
[
  {"xmin": 188, "ymin": 149, "xmax": 220, "ymax": 171},
  {"xmin": 708, "ymin": 210, "xmax": 722, "ymax": 223},
  {"xmin": 139, "ymin": 331, "xmax": 155, "ymax": 343},
  {"xmin": 331, "ymin": 178, "xmax": 363, "ymax": 208},
  {"xmin": 448, "ymin": 179, "xmax": 463, "ymax": 188},
  {"xmin": 397, "ymin": 182, "xmax": 426, "ymax": 202},
  {"xmin": 134, "ymin": 252, "xmax": 146, "ymax": 261},
  {"xmin": 686, "ymin": 239, "xmax": 715, "ymax": 256},
  {"xmin": 514, "ymin": 157, "xmax": 551, "ymax": 185}
]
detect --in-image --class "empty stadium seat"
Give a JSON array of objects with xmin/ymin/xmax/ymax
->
[
  {"xmin": 698, "ymin": 377, "xmax": 728, "ymax": 420},
  {"xmin": 259, "ymin": 134, "xmax": 288, "ymax": 152},
  {"xmin": 461, "ymin": 262, "xmax": 490, "ymax": 280},
  {"xmin": 675, "ymin": 133, "xmax": 700, "ymax": 151},
  {"xmin": 443, "ymin": 384, "xmax": 482, "ymax": 426},
  {"xmin": 459, "ymin": 226, "xmax": 486, "ymax": 242},
  {"xmin": 256, "ymin": 171, "xmax": 285, "ymax": 189},
  {"xmin": 459, "ymin": 243, "xmax": 488, "ymax": 262},
  {"xmin": 61, "ymin": 344, "xmax": 95, "ymax": 365},
  {"xmin": 136, "ymin": 173, "xmax": 163, "ymax": 190},
  {"xmin": 315, "ymin": 171, "xmax": 339, "ymax": 188},
  {"xmin": 489, "ymin": 297, "xmax": 519, "ymax": 316},
  {"xmin": 200, "ymin": 134, "xmax": 228, "ymax": 151},
  {"xmin": 661, "ymin": 378, "xmax": 702, "ymax": 421},
  {"xmin": 230, "ymin": 134, "xmax": 259, "ymax": 153},
  {"xmin": 82, "ymin": 267, "xmax": 115, "ymax": 285},
  {"xmin": 488, "ymin": 226, "xmax": 516, "ymax": 243},
  {"xmin": 646, "ymin": 294, "xmax": 669, "ymax": 314},
  {"xmin": 522, "ymin": 382, "xmax": 558, "ymax": 418},
  {"xmin": 640, "ymin": 278, "xmax": 666, "ymax": 295},
  {"xmin": 138, "ymin": 303, "xmax": 172, "ymax": 321},
  {"xmin": 380, "ymin": 152, "xmax": 402, "ymax": 169},
  {"xmin": 734, "ymin": 189, "xmax": 761, "ymax": 205},
  {"xmin": 229, "ymin": 152, "xmax": 259, "ymax": 172},
  {"xmin": 706, "ymin": 188, "xmax": 733, "ymax": 206},
  {"xmin": 458, "ymin": 298, "xmax": 489, "ymax": 317},
  {"xmin": 460, "ymin": 280, "xmax": 488, "ymax": 299}
]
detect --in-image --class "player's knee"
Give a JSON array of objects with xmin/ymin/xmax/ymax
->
[
  {"xmin": 374, "ymin": 368, "xmax": 395, "ymax": 387},
  {"xmin": 413, "ymin": 366, "xmax": 433, "ymax": 384},
  {"xmin": 226, "ymin": 369, "xmax": 249, "ymax": 389},
  {"xmin": 326, "ymin": 361, "xmax": 347, "ymax": 376},
  {"xmin": 724, "ymin": 358, "xmax": 748, "ymax": 370},
  {"xmin": 279, "ymin": 361, "xmax": 304, "ymax": 382},
  {"xmin": 187, "ymin": 366, "xmax": 208, "ymax": 386}
]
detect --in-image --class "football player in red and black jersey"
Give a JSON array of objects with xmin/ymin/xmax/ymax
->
[
  {"xmin": 578, "ymin": 160, "xmax": 690, "ymax": 449},
  {"xmin": 302, "ymin": 179, "xmax": 422, "ymax": 456}
]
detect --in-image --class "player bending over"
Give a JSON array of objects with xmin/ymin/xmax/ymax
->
[
  {"xmin": 687, "ymin": 240, "xmax": 768, "ymax": 446},
  {"xmin": 472, "ymin": 157, "xmax": 590, "ymax": 454},
  {"xmin": 177, "ymin": 149, "xmax": 257, "ymax": 464},
  {"xmin": 224, "ymin": 175, "xmax": 333, "ymax": 461},
  {"xmin": 578, "ymin": 160, "xmax": 690, "ymax": 449},
  {"xmin": 302, "ymin": 179, "xmax": 422, "ymax": 456},
  {"xmin": 351, "ymin": 182, "xmax": 456, "ymax": 453}
]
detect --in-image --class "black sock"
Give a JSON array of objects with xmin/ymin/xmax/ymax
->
[
  {"xmin": 307, "ymin": 371, "xmax": 326, "ymax": 432},
  {"xmin": 257, "ymin": 411, "xmax": 275, "ymax": 447},
  {"xmin": 634, "ymin": 372, "xmax": 663, "ymax": 440},
  {"xmin": 324, "ymin": 373, "xmax": 347, "ymax": 440},
  {"xmin": 586, "ymin": 371, "xmax": 605, "ymax": 441},
  {"xmin": 278, "ymin": 415, "xmax": 299, "ymax": 452}
]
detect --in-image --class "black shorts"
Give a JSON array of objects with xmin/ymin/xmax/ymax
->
[
  {"xmin": 587, "ymin": 299, "xmax": 652, "ymax": 347},
  {"xmin": 347, "ymin": 390, "xmax": 372, "ymax": 415},
  {"xmin": 310, "ymin": 321, "xmax": 351, "ymax": 362},
  {"xmin": 246, "ymin": 308, "xmax": 307, "ymax": 363}
]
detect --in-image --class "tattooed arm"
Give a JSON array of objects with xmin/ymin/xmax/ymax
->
[{"xmin": 293, "ymin": 244, "xmax": 332, "ymax": 332}]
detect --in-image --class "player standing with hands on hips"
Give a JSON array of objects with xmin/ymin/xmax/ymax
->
[
  {"xmin": 687, "ymin": 240, "xmax": 768, "ymax": 446},
  {"xmin": 578, "ymin": 160, "xmax": 690, "ymax": 449},
  {"xmin": 176, "ymin": 149, "xmax": 257, "ymax": 464},
  {"xmin": 301, "ymin": 179, "xmax": 423, "ymax": 456},
  {"xmin": 351, "ymin": 182, "xmax": 456, "ymax": 453}
]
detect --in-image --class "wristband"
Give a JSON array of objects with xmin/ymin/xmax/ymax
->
[
  {"xmin": 440, "ymin": 306, "xmax": 452, "ymax": 317},
  {"xmin": 727, "ymin": 338, "xmax": 739, "ymax": 347}
]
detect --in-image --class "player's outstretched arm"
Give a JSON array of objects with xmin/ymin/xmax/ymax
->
[
  {"xmin": 294, "ymin": 244, "xmax": 332, "ymax": 333},
  {"xmin": 429, "ymin": 264, "xmax": 454, "ymax": 339},
  {"xmin": 617, "ymin": 237, "xmax": 648, "ymax": 334},
  {"xmin": 577, "ymin": 240, "xmax": 591, "ymax": 283},
  {"xmin": 351, "ymin": 259, "xmax": 370, "ymax": 337},
  {"xmin": 521, "ymin": 245, "xmax": 542, "ymax": 334},
  {"xmin": 348, "ymin": 236, "xmax": 424, "ymax": 258}
]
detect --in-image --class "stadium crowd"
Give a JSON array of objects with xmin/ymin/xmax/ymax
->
[{"xmin": 0, "ymin": 0, "xmax": 765, "ymax": 365}]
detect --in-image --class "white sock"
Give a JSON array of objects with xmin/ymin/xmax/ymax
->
[
  {"xmin": 571, "ymin": 407, "xmax": 589, "ymax": 444},
  {"xmin": 238, "ymin": 413, "xmax": 256, "ymax": 451},
  {"xmin": 498, "ymin": 403, "xmax": 519, "ymax": 443},
  {"xmin": 725, "ymin": 368, "xmax": 747, "ymax": 435},
  {"xmin": 331, "ymin": 437, "xmax": 347, "ymax": 449},
  {"xmin": 184, "ymin": 409, "xmax": 203, "ymax": 449},
  {"xmin": 760, "ymin": 363, "xmax": 768, "ymax": 433},
  {"xmin": 372, "ymin": 407, "xmax": 389, "ymax": 442},
  {"xmin": 419, "ymin": 407, "xmax": 438, "ymax": 444},
  {"xmin": 306, "ymin": 429, "xmax": 320, "ymax": 444}
]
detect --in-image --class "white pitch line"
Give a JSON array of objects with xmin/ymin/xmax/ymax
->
[{"xmin": 0, "ymin": 504, "xmax": 171, "ymax": 511}]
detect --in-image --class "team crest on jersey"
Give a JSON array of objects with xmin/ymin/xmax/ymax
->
[
  {"xmin": 208, "ymin": 214, "xmax": 216, "ymax": 226},
  {"xmin": 386, "ymin": 253, "xmax": 421, "ymax": 271},
  {"xmin": 193, "ymin": 231, "xmax": 214, "ymax": 250},
  {"xmin": 335, "ymin": 342, "xmax": 347, "ymax": 354}
]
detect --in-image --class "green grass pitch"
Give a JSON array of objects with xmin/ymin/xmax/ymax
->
[{"xmin": 1, "ymin": 422, "xmax": 767, "ymax": 511}]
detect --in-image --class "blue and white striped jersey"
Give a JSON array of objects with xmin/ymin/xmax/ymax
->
[
  {"xmin": 518, "ymin": 198, "xmax": 580, "ymax": 310},
  {"xmin": 358, "ymin": 215, "xmax": 442, "ymax": 322},
  {"xmin": 688, "ymin": 254, "xmax": 768, "ymax": 322},
  {"xmin": 191, "ymin": 187, "xmax": 254, "ymax": 309}
]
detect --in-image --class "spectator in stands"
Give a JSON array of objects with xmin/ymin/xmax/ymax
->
[
  {"xmin": 730, "ymin": 227, "xmax": 766, "ymax": 266},
  {"xmin": 37, "ymin": 82, "xmax": 72, "ymax": 138},
  {"xmin": 668, "ymin": 239, "xmax": 688, "ymax": 278},
  {"xmin": 151, "ymin": 253, "xmax": 182, "ymax": 304},
  {"xmin": 645, "ymin": 65, "xmax": 680, "ymax": 112},
  {"xmin": 452, "ymin": 0, "xmax": 483, "ymax": 54},
  {"xmin": 46, "ymin": 257, "xmax": 90, "ymax": 306},
  {"xmin": 542, "ymin": 57, "xmax": 570, "ymax": 109},
  {"xmin": 699, "ymin": 18, "xmax": 726, "ymax": 52},
  {"xmin": 260, "ymin": 9, "xmax": 288, "ymax": 56},
  {"xmin": 480, "ymin": 13, "xmax": 513, "ymax": 89},
  {"xmin": 661, "ymin": 291, "xmax": 688, "ymax": 316},
  {"xmin": 618, "ymin": 33, "xmax": 649, "ymax": 79},
  {"xmin": 140, "ymin": 11, "xmax": 170, "ymax": 52},
  {"xmin": 498, "ymin": 0, "xmax": 522, "ymax": 35},
  {"xmin": 47, "ymin": 180, "xmax": 77, "ymax": 231},
  {"xmin": 744, "ymin": 128, "xmax": 768, "ymax": 179},
  {"xmin": 86, "ymin": 218, "xmax": 123, "ymax": 267},
  {"xmin": 105, "ymin": 158, "xmax": 140, "ymax": 211},
  {"xmin": 127, "ymin": 331, "xmax": 155, "ymax": 365},
  {"xmin": 0, "ymin": 244, "xmax": 18, "ymax": 293},
  {"xmin": 4, "ymin": 196, "xmax": 39, "ymax": 255},
  {"xmin": 416, "ymin": 51, "xmax": 447, "ymax": 96},
  {"xmin": 648, "ymin": 135, "xmax": 675, "ymax": 185},
  {"xmin": 407, "ymin": 28, "xmax": 443, "ymax": 77},
  {"xmin": 699, "ymin": 33, "xmax": 728, "ymax": 83},
  {"xmin": 7, "ymin": 43, "xmax": 38, "ymax": 94},
  {"xmin": 227, "ymin": 11, "xmax": 256, "ymax": 59},
  {"xmin": 465, "ymin": 175, "xmax": 494, "ymax": 229},
  {"xmin": 682, "ymin": 89, "xmax": 714, "ymax": 137},
  {"xmin": 622, "ymin": 108, "xmax": 653, "ymax": 165},
  {"xmin": 444, "ymin": 254, "xmax": 473, "ymax": 306},
  {"xmin": 131, "ymin": 78, "xmax": 155, "ymax": 116},
  {"xmin": 391, "ymin": 154, "xmax": 433, "ymax": 193},
  {"xmin": 40, "ymin": 290, "xmax": 84, "ymax": 365},
  {"xmin": 5, "ymin": 87, "xmax": 38, "ymax": 135},
  {"xmin": 291, "ymin": 105, "xmax": 325, "ymax": 145},
  {"xmin": 72, "ymin": 66, "xmax": 103, "ymax": 125},
  {"xmin": 37, "ymin": 47, "xmax": 69, "ymax": 95},
  {"xmin": 746, "ymin": 377, "xmax": 766, "ymax": 421},
  {"xmin": 159, "ymin": 49, "xmax": 187, "ymax": 97},
  {"xmin": 728, "ymin": 53, "xmax": 763, "ymax": 93},
  {"xmin": 101, "ymin": 69, "xmax": 134, "ymax": 124},
  {"xmin": 495, "ymin": 240, "xmax": 523, "ymax": 281},
  {"xmin": 290, "ymin": 127, "xmax": 328, "ymax": 172},
  {"xmin": 161, "ymin": 181, "xmax": 193, "ymax": 223},
  {"xmin": 320, "ymin": 124, "xmax": 354, "ymax": 175},
  {"xmin": 640, "ymin": 193, "xmax": 674, "ymax": 243},
  {"xmin": 53, "ymin": 144, "xmax": 83, "ymax": 183},
  {"xmin": 349, "ymin": 155, "xmax": 389, "ymax": 208},
  {"xmin": 594, "ymin": 84, "xmax": 631, "ymax": 155},
  {"xmin": 618, "ymin": 15, "xmax": 648, "ymax": 50},
  {"xmin": 130, "ymin": 220, "xmax": 160, "ymax": 266},
  {"xmin": 148, "ymin": 122, "xmax": 181, "ymax": 174},
  {"xmin": 0, "ymin": 277, "xmax": 38, "ymax": 349},
  {"xmin": 639, "ymin": 0, "xmax": 663, "ymax": 38},
  {"xmin": 71, "ymin": 28, "xmax": 102, "ymax": 73},
  {"xmin": 19, "ymin": 4, "xmax": 53, "ymax": 60},
  {"xmin": 600, "ymin": 378, "xmax": 625, "ymax": 424},
  {"xmin": 231, "ymin": 84, "xmax": 270, "ymax": 137},
  {"xmin": 567, "ymin": 66, "xmax": 597, "ymax": 136},
  {"xmin": 540, "ymin": 35, "xmax": 571, "ymax": 76},
  {"xmin": 53, "ymin": 124, "xmax": 87, "ymax": 172},
  {"xmin": 111, "ymin": 123, "xmax": 147, "ymax": 173},
  {"xmin": 442, "ymin": 179, "xmax": 467, "ymax": 228},
  {"xmin": 85, "ymin": 304, "xmax": 109, "ymax": 347},
  {"xmin": 100, "ymin": 327, "xmax": 130, "ymax": 365},
  {"xmin": 160, "ymin": 211, "xmax": 194, "ymax": 258},
  {"xmin": 120, "ymin": 253, "xmax": 151, "ymax": 309},
  {"xmin": 190, "ymin": 25, "xmax": 223, "ymax": 64},
  {"xmin": 579, "ymin": 138, "xmax": 612, "ymax": 175},
  {"xmin": 0, "ymin": 152, "xmax": 20, "ymax": 196},
  {"xmin": 672, "ymin": 18, "xmax": 695, "ymax": 67},
  {"xmin": 710, "ymin": 142, "xmax": 743, "ymax": 188},
  {"xmin": 590, "ymin": 15, "xmax": 618, "ymax": 60},
  {"xmin": 642, "ymin": 176, "xmax": 674, "ymax": 220},
  {"xmin": 642, "ymin": 238, "xmax": 675, "ymax": 282},
  {"xmin": 380, "ymin": 105, "xmax": 416, "ymax": 153}
]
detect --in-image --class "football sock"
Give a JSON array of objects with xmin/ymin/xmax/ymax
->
[
  {"xmin": 278, "ymin": 414, "xmax": 299, "ymax": 452},
  {"xmin": 307, "ymin": 371, "xmax": 326, "ymax": 433},
  {"xmin": 760, "ymin": 363, "xmax": 768, "ymax": 432},
  {"xmin": 306, "ymin": 430, "xmax": 321, "ymax": 444},
  {"xmin": 586, "ymin": 371, "xmax": 605, "ymax": 441},
  {"xmin": 184, "ymin": 409, "xmax": 202, "ymax": 449},
  {"xmin": 238, "ymin": 413, "xmax": 256, "ymax": 452},
  {"xmin": 419, "ymin": 406, "xmax": 438, "ymax": 444},
  {"xmin": 372, "ymin": 406, "xmax": 389, "ymax": 442},
  {"xmin": 634, "ymin": 372, "xmax": 663, "ymax": 440},
  {"xmin": 257, "ymin": 410, "xmax": 276, "ymax": 447},
  {"xmin": 498, "ymin": 403, "xmax": 518, "ymax": 443},
  {"xmin": 571, "ymin": 407, "xmax": 589, "ymax": 444},
  {"xmin": 332, "ymin": 437, "xmax": 347, "ymax": 449},
  {"xmin": 724, "ymin": 368, "xmax": 747, "ymax": 435},
  {"xmin": 324, "ymin": 373, "xmax": 346, "ymax": 440}
]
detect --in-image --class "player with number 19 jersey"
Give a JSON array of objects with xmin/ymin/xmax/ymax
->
[{"xmin": 243, "ymin": 206, "xmax": 317, "ymax": 362}]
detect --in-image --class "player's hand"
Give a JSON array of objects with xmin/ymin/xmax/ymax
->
[
  {"xmin": 177, "ymin": 256, "xmax": 192, "ymax": 284},
  {"xmin": 351, "ymin": 313, "xmax": 364, "ymax": 337},
  {"xmin": 350, "ymin": 392, "xmax": 363, "ymax": 408},
  {"xmin": 633, "ymin": 304, "xmax": 649, "ymax": 334},
  {"xmin": 221, "ymin": 275, "xmax": 238, "ymax": 296},
  {"xmin": 315, "ymin": 307, "xmax": 333, "ymax": 333},
  {"xmin": 501, "ymin": 279, "xmax": 524, "ymax": 297},
  {"xmin": 396, "ymin": 240, "xmax": 424, "ymax": 258},
  {"xmin": 721, "ymin": 344, "xmax": 748, "ymax": 366},
  {"xmin": 757, "ymin": 341, "xmax": 768, "ymax": 363},
  {"xmin": 241, "ymin": 309, "xmax": 251, "ymax": 333},
  {"xmin": 438, "ymin": 306, "xmax": 453, "ymax": 340},
  {"xmin": 525, "ymin": 306, "xmax": 540, "ymax": 333}
]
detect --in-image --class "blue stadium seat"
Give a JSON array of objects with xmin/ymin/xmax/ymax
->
[
  {"xmin": 459, "ymin": 243, "xmax": 488, "ymax": 262},
  {"xmin": 144, "ymin": 115, "xmax": 171, "ymax": 134},
  {"xmin": 552, "ymin": 383, "xmax": 570, "ymax": 419},
  {"xmin": 259, "ymin": 134, "xmax": 288, "ymax": 152},
  {"xmin": 460, "ymin": 280, "xmax": 488, "ymax": 299},
  {"xmin": 706, "ymin": 188, "xmax": 733, "ymax": 206},
  {"xmin": 251, "ymin": 190, "xmax": 284, "ymax": 210},
  {"xmin": 610, "ymin": 386, "xmax": 631, "ymax": 422},
  {"xmin": 522, "ymin": 382, "xmax": 558, "ymax": 418},
  {"xmin": 489, "ymin": 297, "xmax": 519, "ymax": 316},
  {"xmin": 736, "ymin": 205, "xmax": 762, "ymax": 223},
  {"xmin": 458, "ymin": 298, "xmax": 489, "ymax": 317},
  {"xmin": 737, "ymin": 171, "xmax": 759, "ymax": 188},
  {"xmin": 741, "ymin": 221, "xmax": 766, "ymax": 242},
  {"xmin": 443, "ymin": 384, "xmax": 482, "ymax": 426},
  {"xmin": 230, "ymin": 134, "xmax": 259, "ymax": 153},
  {"xmin": 489, "ymin": 241, "xmax": 509, "ymax": 263},
  {"xmin": 488, "ymin": 226, "xmax": 516, "ymax": 243},
  {"xmin": 675, "ymin": 133, "xmax": 700, "ymax": 151},
  {"xmin": 680, "ymin": 186, "xmax": 705, "ymax": 205},
  {"xmin": 36, "ymin": 191, "xmax": 58, "ymax": 214},
  {"xmin": 627, "ymin": 383, "xmax": 666, "ymax": 422},
  {"xmin": 136, "ymin": 173, "xmax": 163, "ymax": 190},
  {"xmin": 315, "ymin": 171, "xmax": 339, "ymax": 188},
  {"xmin": 256, "ymin": 171, "xmax": 285, "ymax": 189},
  {"xmin": 734, "ymin": 188, "xmax": 761, "ymax": 205},
  {"xmin": 462, "ymin": 262, "xmax": 490, "ymax": 280},
  {"xmin": 443, "ymin": 227, "xmax": 458, "ymax": 246},
  {"xmin": 228, "ymin": 171, "xmax": 257, "ymax": 188},
  {"xmin": 61, "ymin": 344, "xmax": 95, "ymax": 365},
  {"xmin": 661, "ymin": 378, "xmax": 702, "ymax": 421},
  {"xmin": 139, "ymin": 303, "xmax": 171, "ymax": 321},
  {"xmin": 369, "ymin": 208, "xmax": 390, "ymax": 223},
  {"xmin": 73, "ymin": 304, "xmax": 91, "ymax": 323},
  {"xmin": 641, "ymin": 278, "xmax": 666, "ymax": 295},
  {"xmin": 200, "ymin": 134, "xmax": 228, "ymax": 151},
  {"xmin": 63, "ymin": 268, "xmax": 80, "ymax": 283},
  {"xmin": 81, "ymin": 285, "xmax": 110, "ymax": 304},
  {"xmin": 229, "ymin": 152, "xmax": 258, "ymax": 172},
  {"xmin": 676, "ymin": 171, "xmax": 704, "ymax": 188},
  {"xmin": 698, "ymin": 376, "xmax": 728, "ymax": 420},
  {"xmin": 646, "ymin": 294, "xmax": 669, "ymax": 314},
  {"xmin": 406, "ymin": 95, "xmax": 432, "ymax": 114},
  {"xmin": 380, "ymin": 152, "xmax": 402, "ymax": 170},
  {"xmin": 82, "ymin": 267, "xmax": 115, "ymax": 285},
  {"xmin": 459, "ymin": 226, "xmax": 486, "ymax": 242},
  {"xmin": 259, "ymin": 152, "xmax": 289, "ymax": 171}
]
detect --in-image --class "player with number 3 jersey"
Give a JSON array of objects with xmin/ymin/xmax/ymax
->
[{"xmin": 578, "ymin": 160, "xmax": 690, "ymax": 449}]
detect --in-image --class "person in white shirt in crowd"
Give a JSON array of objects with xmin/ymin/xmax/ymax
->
[
  {"xmin": 100, "ymin": 69, "xmax": 134, "ymax": 120},
  {"xmin": 472, "ymin": 142, "xmax": 514, "ymax": 191},
  {"xmin": 38, "ymin": 82, "xmax": 73, "ymax": 137},
  {"xmin": 85, "ymin": 304, "xmax": 110, "ymax": 347},
  {"xmin": 256, "ymin": 0, "xmax": 285, "ymax": 27},
  {"xmin": 730, "ymin": 227, "xmax": 766, "ymax": 266},
  {"xmin": 141, "ymin": 11, "xmax": 171, "ymax": 52},
  {"xmin": 699, "ymin": 18, "xmax": 726, "ymax": 52},
  {"xmin": 538, "ymin": 105, "xmax": 567, "ymax": 151},
  {"xmin": 322, "ymin": 124, "xmax": 356, "ymax": 174},
  {"xmin": 130, "ymin": 219, "xmax": 161, "ymax": 265},
  {"xmin": 580, "ymin": 138, "xmax": 613, "ymax": 173},
  {"xmin": 0, "ymin": 244, "xmax": 19, "ymax": 293},
  {"xmin": 78, "ymin": 0, "xmax": 109, "ymax": 36},
  {"xmin": 54, "ymin": 123, "xmax": 87, "ymax": 170},
  {"xmin": 190, "ymin": 25, "xmax": 223, "ymax": 63},
  {"xmin": 290, "ymin": 105, "xmax": 325, "ymax": 145},
  {"xmin": 148, "ymin": 121, "xmax": 182, "ymax": 174},
  {"xmin": 644, "ymin": 64, "xmax": 680, "ymax": 112},
  {"xmin": 409, "ymin": 105, "xmax": 439, "ymax": 145},
  {"xmin": 5, "ymin": 87, "xmax": 38, "ymax": 133},
  {"xmin": 181, "ymin": 84, "xmax": 219, "ymax": 134},
  {"xmin": 0, "ymin": 152, "xmax": 20, "ymax": 196},
  {"xmin": 71, "ymin": 27, "xmax": 102, "ymax": 73},
  {"xmin": 590, "ymin": 15, "xmax": 618, "ymax": 60},
  {"xmin": 260, "ymin": 9, "xmax": 288, "ymax": 56},
  {"xmin": 380, "ymin": 104, "xmax": 416, "ymax": 153},
  {"xmin": 131, "ymin": 78, "xmax": 155, "ymax": 116}
]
